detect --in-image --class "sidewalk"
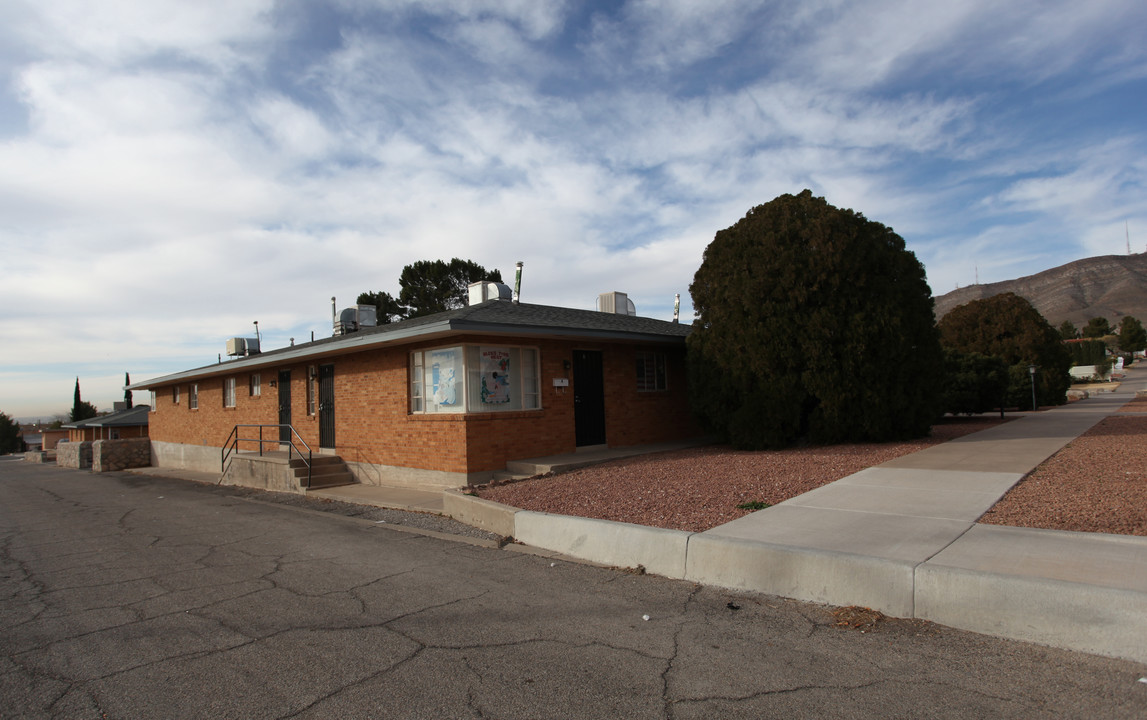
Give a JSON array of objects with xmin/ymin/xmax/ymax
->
[
  {"xmin": 686, "ymin": 383, "xmax": 1146, "ymax": 663},
  {"xmin": 477, "ymin": 368, "xmax": 1147, "ymax": 664}
]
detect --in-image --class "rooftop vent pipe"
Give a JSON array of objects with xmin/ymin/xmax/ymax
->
[{"xmin": 514, "ymin": 261, "xmax": 523, "ymax": 304}]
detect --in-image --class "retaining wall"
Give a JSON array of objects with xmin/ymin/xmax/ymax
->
[
  {"xmin": 56, "ymin": 441, "xmax": 93, "ymax": 469},
  {"xmin": 92, "ymin": 437, "xmax": 152, "ymax": 473}
]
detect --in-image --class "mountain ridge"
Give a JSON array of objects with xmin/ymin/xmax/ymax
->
[{"xmin": 932, "ymin": 253, "xmax": 1147, "ymax": 327}]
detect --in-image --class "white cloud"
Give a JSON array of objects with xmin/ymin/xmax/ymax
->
[{"xmin": 1, "ymin": 0, "xmax": 1145, "ymax": 417}]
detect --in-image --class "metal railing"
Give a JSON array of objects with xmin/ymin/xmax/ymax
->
[{"xmin": 221, "ymin": 424, "xmax": 313, "ymax": 487}]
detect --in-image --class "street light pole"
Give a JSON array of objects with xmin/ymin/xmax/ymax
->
[{"xmin": 1028, "ymin": 364, "xmax": 1037, "ymax": 411}]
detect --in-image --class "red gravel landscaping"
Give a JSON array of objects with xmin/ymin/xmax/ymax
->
[
  {"xmin": 480, "ymin": 399, "xmax": 1147, "ymax": 537},
  {"xmin": 479, "ymin": 417, "xmax": 1009, "ymax": 533}
]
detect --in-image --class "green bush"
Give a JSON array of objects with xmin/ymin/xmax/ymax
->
[
  {"xmin": 1066, "ymin": 339, "xmax": 1108, "ymax": 366},
  {"xmin": 940, "ymin": 350, "xmax": 1008, "ymax": 415},
  {"xmin": 687, "ymin": 190, "xmax": 942, "ymax": 449},
  {"xmin": 938, "ymin": 293, "xmax": 1072, "ymax": 408}
]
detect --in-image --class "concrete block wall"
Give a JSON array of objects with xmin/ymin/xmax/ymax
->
[
  {"xmin": 56, "ymin": 441, "xmax": 93, "ymax": 469},
  {"xmin": 92, "ymin": 437, "xmax": 152, "ymax": 473}
]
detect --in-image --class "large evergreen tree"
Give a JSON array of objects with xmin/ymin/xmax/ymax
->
[
  {"xmin": 358, "ymin": 258, "xmax": 502, "ymax": 321},
  {"xmin": 1118, "ymin": 315, "xmax": 1146, "ymax": 353},
  {"xmin": 1082, "ymin": 316, "xmax": 1112, "ymax": 339},
  {"xmin": 687, "ymin": 190, "xmax": 942, "ymax": 449},
  {"xmin": 937, "ymin": 293, "xmax": 1072, "ymax": 409},
  {"xmin": 0, "ymin": 411, "xmax": 22, "ymax": 454},
  {"xmin": 70, "ymin": 378, "xmax": 98, "ymax": 422}
]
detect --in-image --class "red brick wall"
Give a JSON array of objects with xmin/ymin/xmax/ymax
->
[
  {"xmin": 147, "ymin": 335, "xmax": 700, "ymax": 474},
  {"xmin": 149, "ymin": 371, "xmax": 278, "ymax": 452}
]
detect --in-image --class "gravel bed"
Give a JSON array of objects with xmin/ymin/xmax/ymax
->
[
  {"xmin": 478, "ymin": 418, "xmax": 1009, "ymax": 533},
  {"xmin": 979, "ymin": 411, "xmax": 1147, "ymax": 536}
]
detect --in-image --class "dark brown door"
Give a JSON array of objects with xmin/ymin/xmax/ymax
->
[
  {"xmin": 278, "ymin": 370, "xmax": 292, "ymax": 442},
  {"xmin": 318, "ymin": 364, "xmax": 335, "ymax": 449},
  {"xmin": 573, "ymin": 350, "xmax": 606, "ymax": 446}
]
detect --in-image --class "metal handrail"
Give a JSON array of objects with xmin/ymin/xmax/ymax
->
[{"xmin": 221, "ymin": 424, "xmax": 314, "ymax": 487}]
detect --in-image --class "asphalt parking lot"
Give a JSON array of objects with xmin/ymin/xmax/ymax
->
[{"xmin": 2, "ymin": 459, "xmax": 1145, "ymax": 719}]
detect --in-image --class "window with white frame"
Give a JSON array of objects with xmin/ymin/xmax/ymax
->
[
  {"xmin": 249, "ymin": 373, "xmax": 261, "ymax": 397},
  {"xmin": 173, "ymin": 386, "xmax": 181, "ymax": 404},
  {"xmin": 189, "ymin": 383, "xmax": 199, "ymax": 410},
  {"xmin": 224, "ymin": 377, "xmax": 237, "ymax": 408},
  {"xmin": 410, "ymin": 345, "xmax": 540, "ymax": 414},
  {"xmin": 149, "ymin": 390, "xmax": 156, "ymax": 411},
  {"xmin": 636, "ymin": 352, "xmax": 668, "ymax": 392}
]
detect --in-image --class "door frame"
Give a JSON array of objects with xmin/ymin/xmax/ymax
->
[
  {"xmin": 572, "ymin": 349, "xmax": 606, "ymax": 447},
  {"xmin": 318, "ymin": 363, "xmax": 335, "ymax": 449},
  {"xmin": 277, "ymin": 369, "xmax": 292, "ymax": 443}
]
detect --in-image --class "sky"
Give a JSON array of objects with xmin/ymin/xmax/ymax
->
[{"xmin": 2, "ymin": 0, "xmax": 1145, "ymax": 421}]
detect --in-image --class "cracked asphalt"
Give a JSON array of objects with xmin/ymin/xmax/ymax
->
[{"xmin": 2, "ymin": 458, "xmax": 1145, "ymax": 719}]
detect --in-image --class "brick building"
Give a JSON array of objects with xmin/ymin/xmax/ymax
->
[
  {"xmin": 130, "ymin": 285, "xmax": 701, "ymax": 489},
  {"xmin": 62, "ymin": 405, "xmax": 151, "ymax": 442}
]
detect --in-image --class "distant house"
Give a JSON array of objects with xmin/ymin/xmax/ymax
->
[
  {"xmin": 130, "ymin": 285, "xmax": 700, "ymax": 490},
  {"xmin": 40, "ymin": 429, "xmax": 69, "ymax": 450},
  {"xmin": 62, "ymin": 405, "xmax": 151, "ymax": 443}
]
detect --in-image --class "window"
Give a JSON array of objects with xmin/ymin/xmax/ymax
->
[
  {"xmin": 173, "ymin": 386, "xmax": 181, "ymax": 404},
  {"xmin": 410, "ymin": 353, "xmax": 424, "ymax": 412},
  {"xmin": 249, "ymin": 373, "xmax": 261, "ymax": 397},
  {"xmin": 224, "ymin": 377, "xmax": 236, "ymax": 408},
  {"xmin": 410, "ymin": 345, "xmax": 540, "ymax": 414},
  {"xmin": 306, "ymin": 366, "xmax": 316, "ymax": 416},
  {"xmin": 149, "ymin": 390, "xmax": 156, "ymax": 411},
  {"xmin": 189, "ymin": 383, "xmax": 198, "ymax": 410},
  {"xmin": 636, "ymin": 352, "xmax": 667, "ymax": 392}
]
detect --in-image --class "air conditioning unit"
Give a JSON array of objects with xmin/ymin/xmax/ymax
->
[
  {"xmin": 597, "ymin": 291, "xmax": 636, "ymax": 316},
  {"xmin": 225, "ymin": 338, "xmax": 261, "ymax": 356},
  {"xmin": 468, "ymin": 281, "xmax": 513, "ymax": 306}
]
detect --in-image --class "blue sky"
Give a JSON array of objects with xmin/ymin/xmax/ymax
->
[{"xmin": 1, "ymin": 0, "xmax": 1145, "ymax": 420}]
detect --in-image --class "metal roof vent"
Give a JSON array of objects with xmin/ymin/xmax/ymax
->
[
  {"xmin": 597, "ymin": 291, "xmax": 636, "ymax": 316},
  {"xmin": 468, "ymin": 281, "xmax": 513, "ymax": 305}
]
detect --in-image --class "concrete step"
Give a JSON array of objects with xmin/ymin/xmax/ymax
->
[
  {"xmin": 491, "ymin": 470, "xmax": 534, "ymax": 484},
  {"xmin": 292, "ymin": 463, "xmax": 351, "ymax": 479},
  {"xmin": 285, "ymin": 454, "xmax": 357, "ymax": 490},
  {"xmin": 289, "ymin": 455, "xmax": 344, "ymax": 469},
  {"xmin": 304, "ymin": 471, "xmax": 355, "ymax": 490}
]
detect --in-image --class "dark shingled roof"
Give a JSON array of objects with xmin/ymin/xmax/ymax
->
[
  {"xmin": 130, "ymin": 299, "xmax": 691, "ymax": 390},
  {"xmin": 63, "ymin": 405, "xmax": 150, "ymax": 429}
]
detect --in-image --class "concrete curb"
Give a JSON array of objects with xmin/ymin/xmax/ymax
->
[
  {"xmin": 442, "ymin": 488, "xmax": 518, "ymax": 538},
  {"xmin": 683, "ymin": 534, "xmax": 917, "ymax": 617},
  {"xmin": 513, "ymin": 511, "xmax": 692, "ymax": 578},
  {"xmin": 915, "ymin": 565, "xmax": 1147, "ymax": 664}
]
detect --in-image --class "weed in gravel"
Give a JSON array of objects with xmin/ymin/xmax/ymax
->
[{"xmin": 736, "ymin": 500, "xmax": 771, "ymax": 510}]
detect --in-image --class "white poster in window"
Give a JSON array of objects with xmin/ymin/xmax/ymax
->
[
  {"xmin": 480, "ymin": 348, "xmax": 511, "ymax": 404},
  {"xmin": 430, "ymin": 349, "xmax": 459, "ymax": 406}
]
